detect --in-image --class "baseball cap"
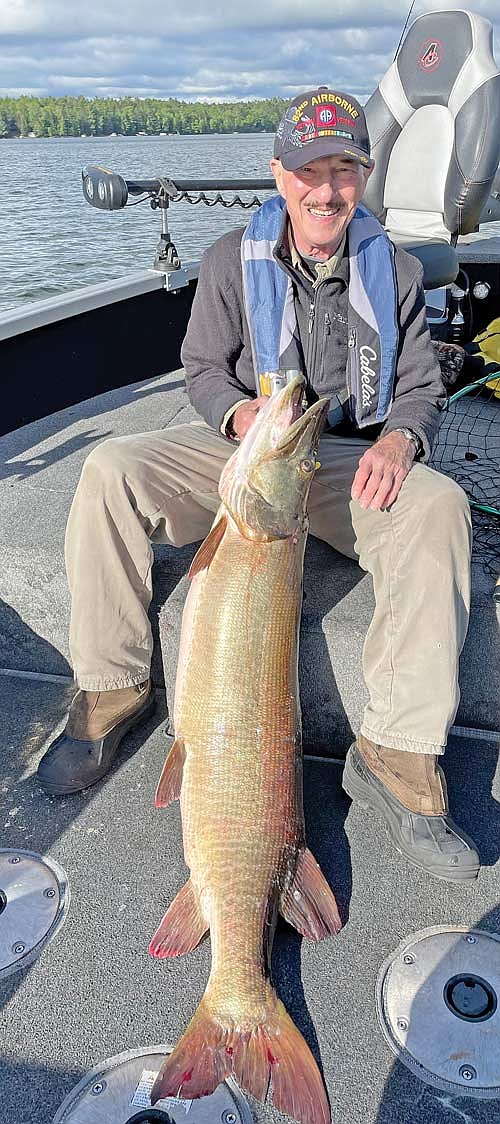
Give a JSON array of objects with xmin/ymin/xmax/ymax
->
[{"xmin": 274, "ymin": 86, "xmax": 373, "ymax": 171}]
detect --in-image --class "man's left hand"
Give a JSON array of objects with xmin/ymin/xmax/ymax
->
[{"xmin": 351, "ymin": 431, "xmax": 416, "ymax": 511}]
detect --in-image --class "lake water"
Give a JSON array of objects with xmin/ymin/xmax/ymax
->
[
  {"xmin": 0, "ymin": 133, "xmax": 275, "ymax": 313},
  {"xmin": 1, "ymin": 133, "xmax": 499, "ymax": 315}
]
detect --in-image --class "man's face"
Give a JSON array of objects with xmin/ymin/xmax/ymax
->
[{"xmin": 270, "ymin": 153, "xmax": 372, "ymax": 260}]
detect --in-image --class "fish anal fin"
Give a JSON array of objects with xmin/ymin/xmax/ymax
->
[
  {"xmin": 155, "ymin": 737, "xmax": 185, "ymax": 807},
  {"xmin": 188, "ymin": 513, "xmax": 227, "ymax": 578},
  {"xmin": 151, "ymin": 993, "xmax": 331, "ymax": 1124},
  {"xmin": 280, "ymin": 848, "xmax": 342, "ymax": 941},
  {"xmin": 148, "ymin": 879, "xmax": 208, "ymax": 958}
]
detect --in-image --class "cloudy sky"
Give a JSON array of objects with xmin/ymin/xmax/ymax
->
[{"xmin": 0, "ymin": 0, "xmax": 499, "ymax": 101}]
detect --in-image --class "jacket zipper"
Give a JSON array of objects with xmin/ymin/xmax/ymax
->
[
  {"xmin": 346, "ymin": 327, "xmax": 357, "ymax": 422},
  {"xmin": 308, "ymin": 300, "xmax": 315, "ymax": 334}
]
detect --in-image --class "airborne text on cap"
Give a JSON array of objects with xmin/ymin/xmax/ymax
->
[{"xmin": 311, "ymin": 93, "xmax": 359, "ymax": 118}]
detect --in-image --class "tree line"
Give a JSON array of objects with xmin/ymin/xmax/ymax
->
[{"xmin": 0, "ymin": 96, "xmax": 287, "ymax": 138}]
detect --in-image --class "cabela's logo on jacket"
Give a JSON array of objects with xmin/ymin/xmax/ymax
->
[{"xmin": 360, "ymin": 346, "xmax": 378, "ymax": 408}]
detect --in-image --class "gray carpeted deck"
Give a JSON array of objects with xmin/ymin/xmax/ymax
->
[
  {"xmin": 0, "ymin": 372, "xmax": 500, "ymax": 1123},
  {"xmin": 0, "ymin": 675, "xmax": 499, "ymax": 1124}
]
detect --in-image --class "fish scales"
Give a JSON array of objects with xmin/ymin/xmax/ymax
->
[
  {"xmin": 180, "ymin": 532, "xmax": 303, "ymax": 996},
  {"xmin": 149, "ymin": 379, "xmax": 341, "ymax": 1124}
]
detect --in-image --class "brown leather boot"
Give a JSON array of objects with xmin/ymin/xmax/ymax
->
[
  {"xmin": 66, "ymin": 683, "xmax": 153, "ymax": 740},
  {"xmin": 342, "ymin": 735, "xmax": 480, "ymax": 882},
  {"xmin": 37, "ymin": 680, "xmax": 155, "ymax": 795},
  {"xmin": 356, "ymin": 734, "xmax": 447, "ymax": 816}
]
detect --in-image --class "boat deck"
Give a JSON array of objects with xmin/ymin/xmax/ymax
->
[
  {"xmin": 1, "ymin": 678, "xmax": 499, "ymax": 1123},
  {"xmin": 0, "ymin": 372, "xmax": 499, "ymax": 1123}
]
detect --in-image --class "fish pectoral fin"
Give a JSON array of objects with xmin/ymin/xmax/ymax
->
[
  {"xmin": 155, "ymin": 737, "xmax": 186, "ymax": 807},
  {"xmin": 280, "ymin": 848, "xmax": 342, "ymax": 941},
  {"xmin": 188, "ymin": 512, "xmax": 228, "ymax": 578},
  {"xmin": 149, "ymin": 879, "xmax": 208, "ymax": 957}
]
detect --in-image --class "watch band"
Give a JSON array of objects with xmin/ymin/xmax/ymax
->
[{"xmin": 393, "ymin": 427, "xmax": 422, "ymax": 457}]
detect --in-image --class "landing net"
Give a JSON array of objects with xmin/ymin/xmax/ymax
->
[{"xmin": 430, "ymin": 371, "xmax": 500, "ymax": 580}]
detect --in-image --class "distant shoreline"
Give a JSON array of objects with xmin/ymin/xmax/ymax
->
[
  {"xmin": 1, "ymin": 131, "xmax": 276, "ymax": 139},
  {"xmin": 0, "ymin": 95, "xmax": 285, "ymax": 140}
]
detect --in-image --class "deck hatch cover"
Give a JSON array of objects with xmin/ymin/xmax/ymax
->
[
  {"xmin": 0, "ymin": 848, "xmax": 69, "ymax": 978},
  {"xmin": 376, "ymin": 925, "xmax": 500, "ymax": 1098},
  {"xmin": 52, "ymin": 1045, "xmax": 253, "ymax": 1123}
]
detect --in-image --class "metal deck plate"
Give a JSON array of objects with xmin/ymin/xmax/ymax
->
[
  {"xmin": 52, "ymin": 1045, "xmax": 253, "ymax": 1124},
  {"xmin": 376, "ymin": 925, "xmax": 500, "ymax": 1098},
  {"xmin": 0, "ymin": 848, "xmax": 69, "ymax": 978}
]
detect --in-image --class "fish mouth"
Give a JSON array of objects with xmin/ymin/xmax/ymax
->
[
  {"xmin": 286, "ymin": 376, "xmax": 306, "ymax": 425},
  {"xmin": 273, "ymin": 379, "xmax": 330, "ymax": 455},
  {"xmin": 220, "ymin": 377, "xmax": 330, "ymax": 533},
  {"xmin": 245, "ymin": 376, "xmax": 329, "ymax": 473},
  {"xmin": 235, "ymin": 375, "xmax": 321, "ymax": 471},
  {"xmin": 247, "ymin": 381, "xmax": 329, "ymax": 512},
  {"xmin": 256, "ymin": 375, "xmax": 329, "ymax": 452}
]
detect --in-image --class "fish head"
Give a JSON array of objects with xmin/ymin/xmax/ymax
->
[{"xmin": 219, "ymin": 376, "xmax": 329, "ymax": 540}]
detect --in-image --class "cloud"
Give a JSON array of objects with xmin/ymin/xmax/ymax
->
[
  {"xmin": 0, "ymin": 1, "xmax": 498, "ymax": 100},
  {"xmin": 0, "ymin": 1, "xmax": 408, "ymax": 38}
]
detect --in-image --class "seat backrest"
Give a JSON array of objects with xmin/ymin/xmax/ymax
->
[{"xmin": 363, "ymin": 9, "xmax": 500, "ymax": 242}]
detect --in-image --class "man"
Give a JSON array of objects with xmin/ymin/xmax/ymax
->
[{"xmin": 37, "ymin": 87, "xmax": 479, "ymax": 882}]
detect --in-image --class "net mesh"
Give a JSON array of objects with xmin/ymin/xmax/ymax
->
[{"xmin": 429, "ymin": 371, "xmax": 500, "ymax": 578}]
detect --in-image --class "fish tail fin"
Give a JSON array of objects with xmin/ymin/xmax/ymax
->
[{"xmin": 150, "ymin": 989, "xmax": 330, "ymax": 1124}]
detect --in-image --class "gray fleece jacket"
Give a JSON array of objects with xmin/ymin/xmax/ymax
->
[{"xmin": 181, "ymin": 215, "xmax": 446, "ymax": 461}]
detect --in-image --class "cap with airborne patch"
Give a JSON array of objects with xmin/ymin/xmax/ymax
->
[{"xmin": 274, "ymin": 86, "xmax": 373, "ymax": 170}]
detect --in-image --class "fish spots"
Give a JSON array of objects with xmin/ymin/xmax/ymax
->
[
  {"xmin": 180, "ymin": 1069, "xmax": 193, "ymax": 1084},
  {"xmin": 225, "ymin": 1046, "xmax": 234, "ymax": 1057}
]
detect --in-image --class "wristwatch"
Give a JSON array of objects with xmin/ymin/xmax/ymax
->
[{"xmin": 393, "ymin": 427, "xmax": 423, "ymax": 458}]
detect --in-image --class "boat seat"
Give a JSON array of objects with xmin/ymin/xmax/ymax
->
[
  {"xmin": 362, "ymin": 9, "xmax": 500, "ymax": 289},
  {"xmin": 388, "ymin": 235, "xmax": 459, "ymax": 291}
]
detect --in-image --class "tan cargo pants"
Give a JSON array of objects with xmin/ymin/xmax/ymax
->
[{"xmin": 65, "ymin": 420, "xmax": 472, "ymax": 755}]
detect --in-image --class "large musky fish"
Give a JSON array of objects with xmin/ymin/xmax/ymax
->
[{"xmin": 149, "ymin": 377, "xmax": 341, "ymax": 1124}]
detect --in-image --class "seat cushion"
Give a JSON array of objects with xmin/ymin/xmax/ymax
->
[{"xmin": 389, "ymin": 236, "xmax": 459, "ymax": 288}]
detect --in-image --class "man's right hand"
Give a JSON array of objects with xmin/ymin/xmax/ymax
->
[{"xmin": 231, "ymin": 396, "xmax": 269, "ymax": 440}]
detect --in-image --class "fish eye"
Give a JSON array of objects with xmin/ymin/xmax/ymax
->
[{"xmin": 299, "ymin": 458, "xmax": 315, "ymax": 475}]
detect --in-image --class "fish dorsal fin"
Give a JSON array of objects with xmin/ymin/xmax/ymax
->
[
  {"xmin": 188, "ymin": 512, "xmax": 227, "ymax": 579},
  {"xmin": 280, "ymin": 847, "xmax": 342, "ymax": 940},
  {"xmin": 149, "ymin": 878, "xmax": 208, "ymax": 958},
  {"xmin": 155, "ymin": 737, "xmax": 186, "ymax": 807}
]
